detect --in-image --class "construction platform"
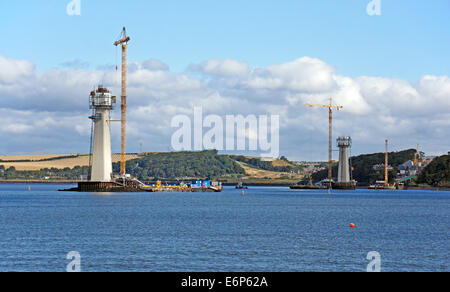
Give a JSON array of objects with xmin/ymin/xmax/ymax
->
[
  {"xmin": 333, "ymin": 182, "xmax": 357, "ymax": 190},
  {"xmin": 368, "ymin": 184, "xmax": 397, "ymax": 190},
  {"xmin": 61, "ymin": 180, "xmax": 223, "ymax": 193},
  {"xmin": 290, "ymin": 180, "xmax": 357, "ymax": 190}
]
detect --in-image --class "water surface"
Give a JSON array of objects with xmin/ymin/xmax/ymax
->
[{"xmin": 0, "ymin": 185, "xmax": 448, "ymax": 272}]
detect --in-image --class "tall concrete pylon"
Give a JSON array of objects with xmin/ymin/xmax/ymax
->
[
  {"xmin": 89, "ymin": 86, "xmax": 116, "ymax": 182},
  {"xmin": 337, "ymin": 137, "xmax": 352, "ymax": 183}
]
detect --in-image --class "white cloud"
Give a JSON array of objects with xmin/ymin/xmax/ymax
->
[
  {"xmin": 0, "ymin": 123, "xmax": 32, "ymax": 134},
  {"xmin": 333, "ymin": 75, "xmax": 371, "ymax": 115},
  {"xmin": 245, "ymin": 57, "xmax": 337, "ymax": 92},
  {"xmin": 0, "ymin": 55, "xmax": 34, "ymax": 84},
  {"xmin": 416, "ymin": 75, "xmax": 450, "ymax": 109},
  {"xmin": 0, "ymin": 54, "xmax": 449, "ymax": 159},
  {"xmin": 129, "ymin": 59, "xmax": 170, "ymax": 72}
]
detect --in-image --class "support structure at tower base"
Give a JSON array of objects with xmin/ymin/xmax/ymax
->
[{"xmin": 333, "ymin": 182, "xmax": 357, "ymax": 190}]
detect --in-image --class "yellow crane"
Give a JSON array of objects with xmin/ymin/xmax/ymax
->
[
  {"xmin": 305, "ymin": 98, "xmax": 343, "ymax": 188},
  {"xmin": 385, "ymin": 139, "xmax": 389, "ymax": 186},
  {"xmin": 114, "ymin": 27, "xmax": 131, "ymax": 178},
  {"xmin": 383, "ymin": 139, "xmax": 396, "ymax": 190}
]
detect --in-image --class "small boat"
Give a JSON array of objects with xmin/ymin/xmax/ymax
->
[
  {"xmin": 368, "ymin": 184, "xmax": 396, "ymax": 190},
  {"xmin": 290, "ymin": 176, "xmax": 327, "ymax": 190},
  {"xmin": 236, "ymin": 182, "xmax": 248, "ymax": 189}
]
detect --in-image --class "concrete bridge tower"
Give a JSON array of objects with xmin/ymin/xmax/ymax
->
[
  {"xmin": 89, "ymin": 86, "xmax": 116, "ymax": 182},
  {"xmin": 337, "ymin": 137, "xmax": 352, "ymax": 182}
]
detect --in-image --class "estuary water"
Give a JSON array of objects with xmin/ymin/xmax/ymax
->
[{"xmin": 0, "ymin": 184, "xmax": 448, "ymax": 272}]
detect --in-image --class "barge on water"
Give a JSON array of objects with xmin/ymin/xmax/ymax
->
[
  {"xmin": 290, "ymin": 176, "xmax": 327, "ymax": 190},
  {"xmin": 235, "ymin": 182, "xmax": 248, "ymax": 190},
  {"xmin": 62, "ymin": 178, "xmax": 223, "ymax": 193},
  {"xmin": 290, "ymin": 179, "xmax": 357, "ymax": 190}
]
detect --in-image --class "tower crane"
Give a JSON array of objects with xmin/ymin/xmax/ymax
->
[
  {"xmin": 385, "ymin": 139, "xmax": 389, "ymax": 186},
  {"xmin": 305, "ymin": 98, "xmax": 343, "ymax": 188},
  {"xmin": 114, "ymin": 27, "xmax": 131, "ymax": 178}
]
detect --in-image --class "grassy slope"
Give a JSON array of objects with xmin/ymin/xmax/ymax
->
[{"xmin": 0, "ymin": 154, "xmax": 139, "ymax": 171}]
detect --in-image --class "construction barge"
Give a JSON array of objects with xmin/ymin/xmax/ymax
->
[
  {"xmin": 62, "ymin": 179, "xmax": 223, "ymax": 193},
  {"xmin": 290, "ymin": 181, "xmax": 356, "ymax": 190},
  {"xmin": 290, "ymin": 174, "xmax": 356, "ymax": 190}
]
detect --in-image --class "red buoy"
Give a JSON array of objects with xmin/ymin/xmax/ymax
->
[{"xmin": 350, "ymin": 223, "xmax": 356, "ymax": 229}]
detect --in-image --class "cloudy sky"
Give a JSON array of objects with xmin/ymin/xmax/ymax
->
[{"xmin": 0, "ymin": 0, "xmax": 449, "ymax": 161}]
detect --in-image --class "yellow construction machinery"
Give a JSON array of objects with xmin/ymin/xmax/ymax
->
[{"xmin": 369, "ymin": 139, "xmax": 396, "ymax": 190}]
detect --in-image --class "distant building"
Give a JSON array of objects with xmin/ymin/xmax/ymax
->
[
  {"xmin": 397, "ymin": 156, "xmax": 434, "ymax": 178},
  {"xmin": 398, "ymin": 160, "xmax": 414, "ymax": 170},
  {"xmin": 398, "ymin": 160, "xmax": 418, "ymax": 176}
]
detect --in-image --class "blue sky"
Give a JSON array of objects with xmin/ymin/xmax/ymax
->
[
  {"xmin": 0, "ymin": 1, "xmax": 449, "ymax": 160},
  {"xmin": 1, "ymin": 0, "xmax": 449, "ymax": 81}
]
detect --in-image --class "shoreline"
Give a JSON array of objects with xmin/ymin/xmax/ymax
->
[
  {"xmin": 0, "ymin": 180, "xmax": 449, "ymax": 191},
  {"xmin": 0, "ymin": 180, "xmax": 78, "ymax": 185}
]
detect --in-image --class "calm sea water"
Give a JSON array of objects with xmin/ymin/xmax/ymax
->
[{"xmin": 0, "ymin": 184, "xmax": 448, "ymax": 272}]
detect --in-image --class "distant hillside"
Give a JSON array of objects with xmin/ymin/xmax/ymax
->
[
  {"xmin": 0, "ymin": 151, "xmax": 301, "ymax": 181},
  {"xmin": 229, "ymin": 155, "xmax": 301, "ymax": 172},
  {"xmin": 312, "ymin": 149, "xmax": 416, "ymax": 185},
  {"xmin": 416, "ymin": 155, "xmax": 450, "ymax": 186},
  {"xmin": 116, "ymin": 150, "xmax": 245, "ymax": 180},
  {"xmin": 0, "ymin": 154, "xmax": 139, "ymax": 171}
]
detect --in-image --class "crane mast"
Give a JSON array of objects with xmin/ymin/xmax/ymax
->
[
  {"xmin": 305, "ymin": 98, "xmax": 343, "ymax": 188},
  {"xmin": 385, "ymin": 139, "xmax": 389, "ymax": 185},
  {"xmin": 114, "ymin": 27, "xmax": 131, "ymax": 178}
]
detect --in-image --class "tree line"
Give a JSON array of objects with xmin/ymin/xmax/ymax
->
[
  {"xmin": 114, "ymin": 150, "xmax": 246, "ymax": 180},
  {"xmin": 416, "ymin": 155, "xmax": 450, "ymax": 186}
]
